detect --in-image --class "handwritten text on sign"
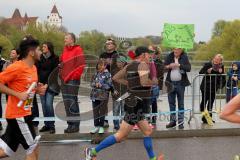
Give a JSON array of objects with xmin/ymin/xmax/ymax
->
[{"xmin": 162, "ymin": 23, "xmax": 194, "ymax": 49}]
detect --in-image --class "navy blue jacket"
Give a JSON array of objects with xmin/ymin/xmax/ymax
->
[{"xmin": 164, "ymin": 52, "xmax": 191, "ymax": 88}]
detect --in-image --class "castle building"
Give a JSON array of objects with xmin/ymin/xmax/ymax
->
[
  {"xmin": 47, "ymin": 5, "xmax": 62, "ymax": 27},
  {"xmin": 2, "ymin": 8, "xmax": 39, "ymax": 30}
]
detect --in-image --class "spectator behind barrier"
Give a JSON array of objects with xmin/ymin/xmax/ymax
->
[
  {"xmin": 226, "ymin": 62, "xmax": 240, "ymax": 102},
  {"xmin": 164, "ymin": 48, "xmax": 191, "ymax": 129},
  {"xmin": 90, "ymin": 59, "xmax": 114, "ymax": 134},
  {"xmin": 199, "ymin": 54, "xmax": 226, "ymax": 124},
  {"xmin": 59, "ymin": 33, "xmax": 85, "ymax": 133},
  {"xmin": 148, "ymin": 45, "xmax": 164, "ymax": 128},
  {"xmin": 37, "ymin": 42, "xmax": 59, "ymax": 134},
  {"xmin": 99, "ymin": 38, "xmax": 122, "ymax": 128}
]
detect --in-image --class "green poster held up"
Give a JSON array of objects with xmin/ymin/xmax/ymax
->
[{"xmin": 162, "ymin": 23, "xmax": 194, "ymax": 49}]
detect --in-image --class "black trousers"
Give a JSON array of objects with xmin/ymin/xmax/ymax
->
[
  {"xmin": 200, "ymin": 88, "xmax": 216, "ymax": 115},
  {"xmin": 30, "ymin": 95, "xmax": 39, "ymax": 127},
  {"xmin": 92, "ymin": 100, "xmax": 108, "ymax": 127}
]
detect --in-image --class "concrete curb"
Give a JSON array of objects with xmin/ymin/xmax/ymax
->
[{"xmin": 40, "ymin": 128, "xmax": 240, "ymax": 141}]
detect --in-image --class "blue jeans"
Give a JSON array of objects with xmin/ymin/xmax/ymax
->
[
  {"xmin": 61, "ymin": 80, "xmax": 80, "ymax": 128},
  {"xmin": 167, "ymin": 81, "xmax": 185, "ymax": 124},
  {"xmin": 226, "ymin": 87, "xmax": 238, "ymax": 102},
  {"xmin": 113, "ymin": 100, "xmax": 125, "ymax": 129},
  {"xmin": 40, "ymin": 90, "xmax": 55, "ymax": 128}
]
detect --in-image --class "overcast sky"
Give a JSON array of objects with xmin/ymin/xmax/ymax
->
[{"xmin": 0, "ymin": 0, "xmax": 239, "ymax": 42}]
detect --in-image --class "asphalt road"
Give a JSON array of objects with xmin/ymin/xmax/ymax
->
[{"xmin": 6, "ymin": 136, "xmax": 240, "ymax": 160}]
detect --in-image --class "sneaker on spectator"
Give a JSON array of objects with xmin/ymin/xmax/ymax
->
[
  {"xmin": 178, "ymin": 124, "xmax": 184, "ymax": 130},
  {"xmin": 103, "ymin": 120, "xmax": 109, "ymax": 128},
  {"xmin": 133, "ymin": 124, "xmax": 139, "ymax": 130},
  {"xmin": 98, "ymin": 127, "xmax": 104, "ymax": 134},
  {"xmin": 39, "ymin": 126, "xmax": 50, "ymax": 132},
  {"xmin": 64, "ymin": 126, "xmax": 79, "ymax": 133},
  {"xmin": 166, "ymin": 122, "xmax": 176, "ymax": 128},
  {"xmin": 90, "ymin": 127, "xmax": 99, "ymax": 134},
  {"xmin": 49, "ymin": 128, "xmax": 56, "ymax": 134}
]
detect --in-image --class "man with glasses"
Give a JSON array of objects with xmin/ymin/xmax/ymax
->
[{"xmin": 99, "ymin": 38, "xmax": 119, "ymax": 128}]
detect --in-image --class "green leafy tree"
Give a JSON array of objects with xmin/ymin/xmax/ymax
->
[
  {"xmin": 212, "ymin": 20, "xmax": 228, "ymax": 38},
  {"xmin": 195, "ymin": 20, "xmax": 240, "ymax": 61},
  {"xmin": 132, "ymin": 37, "xmax": 152, "ymax": 47},
  {"xmin": 25, "ymin": 23, "xmax": 65, "ymax": 55},
  {"xmin": 0, "ymin": 34, "xmax": 14, "ymax": 59},
  {"xmin": 77, "ymin": 30, "xmax": 106, "ymax": 56}
]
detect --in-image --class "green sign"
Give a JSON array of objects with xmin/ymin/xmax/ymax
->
[{"xmin": 162, "ymin": 23, "xmax": 195, "ymax": 49}]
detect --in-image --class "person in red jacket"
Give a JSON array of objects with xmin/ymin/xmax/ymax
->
[{"xmin": 59, "ymin": 33, "xmax": 85, "ymax": 133}]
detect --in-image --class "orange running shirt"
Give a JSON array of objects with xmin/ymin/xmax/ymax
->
[{"xmin": 0, "ymin": 60, "xmax": 38, "ymax": 118}]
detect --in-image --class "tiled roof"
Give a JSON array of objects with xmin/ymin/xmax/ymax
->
[
  {"xmin": 2, "ymin": 9, "xmax": 38, "ymax": 28},
  {"xmin": 51, "ymin": 5, "xmax": 59, "ymax": 14},
  {"xmin": 12, "ymin": 9, "xmax": 21, "ymax": 18},
  {"xmin": 50, "ymin": 5, "xmax": 62, "ymax": 19}
]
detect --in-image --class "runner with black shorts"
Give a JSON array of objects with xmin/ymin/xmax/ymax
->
[
  {"xmin": 0, "ymin": 36, "xmax": 47, "ymax": 160},
  {"xmin": 85, "ymin": 46, "xmax": 164, "ymax": 160}
]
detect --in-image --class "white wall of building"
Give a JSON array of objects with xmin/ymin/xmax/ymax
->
[{"xmin": 47, "ymin": 13, "xmax": 62, "ymax": 27}]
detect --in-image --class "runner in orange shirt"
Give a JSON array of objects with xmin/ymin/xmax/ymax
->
[{"xmin": 0, "ymin": 36, "xmax": 47, "ymax": 160}]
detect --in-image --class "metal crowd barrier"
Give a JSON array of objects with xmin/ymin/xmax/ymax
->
[{"xmin": 188, "ymin": 74, "xmax": 229, "ymax": 124}]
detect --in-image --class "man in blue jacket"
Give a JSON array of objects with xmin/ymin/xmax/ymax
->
[{"xmin": 164, "ymin": 48, "xmax": 191, "ymax": 129}]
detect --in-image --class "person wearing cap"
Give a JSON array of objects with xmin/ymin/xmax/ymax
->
[
  {"xmin": 164, "ymin": 48, "xmax": 191, "ymax": 129},
  {"xmin": 85, "ymin": 46, "xmax": 164, "ymax": 160}
]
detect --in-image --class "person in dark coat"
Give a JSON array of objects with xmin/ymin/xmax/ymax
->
[
  {"xmin": 199, "ymin": 54, "xmax": 225, "ymax": 123},
  {"xmin": 226, "ymin": 62, "xmax": 240, "ymax": 102},
  {"xmin": 164, "ymin": 48, "xmax": 191, "ymax": 129},
  {"xmin": 36, "ymin": 42, "xmax": 59, "ymax": 134}
]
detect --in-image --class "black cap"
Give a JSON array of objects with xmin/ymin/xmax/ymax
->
[{"xmin": 135, "ymin": 46, "xmax": 150, "ymax": 57}]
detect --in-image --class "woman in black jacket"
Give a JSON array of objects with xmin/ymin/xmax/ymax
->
[
  {"xmin": 199, "ymin": 54, "xmax": 225, "ymax": 123},
  {"xmin": 37, "ymin": 42, "xmax": 59, "ymax": 134}
]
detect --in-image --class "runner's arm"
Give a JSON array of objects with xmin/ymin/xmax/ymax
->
[
  {"xmin": 112, "ymin": 65, "xmax": 128, "ymax": 86},
  {"xmin": 220, "ymin": 94, "xmax": 240, "ymax": 123},
  {"xmin": 0, "ymin": 83, "xmax": 28, "ymax": 101},
  {"xmin": 138, "ymin": 62, "xmax": 158, "ymax": 87}
]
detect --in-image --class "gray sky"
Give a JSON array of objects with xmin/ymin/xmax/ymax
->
[{"xmin": 0, "ymin": 0, "xmax": 239, "ymax": 42}]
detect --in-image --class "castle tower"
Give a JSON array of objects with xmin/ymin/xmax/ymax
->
[{"xmin": 47, "ymin": 4, "xmax": 62, "ymax": 27}]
